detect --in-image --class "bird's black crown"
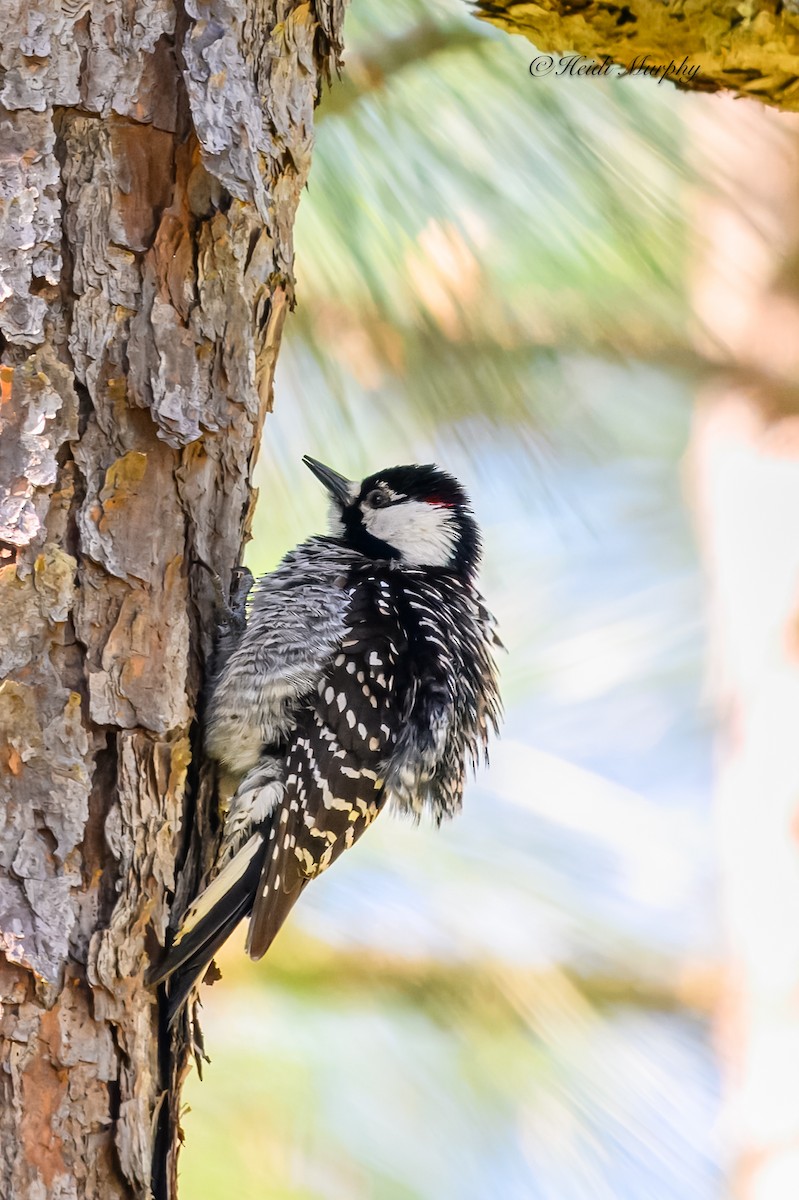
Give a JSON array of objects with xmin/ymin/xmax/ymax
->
[{"xmin": 356, "ymin": 464, "xmax": 466, "ymax": 507}]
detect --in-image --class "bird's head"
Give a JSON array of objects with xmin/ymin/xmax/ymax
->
[{"xmin": 303, "ymin": 456, "xmax": 481, "ymax": 576}]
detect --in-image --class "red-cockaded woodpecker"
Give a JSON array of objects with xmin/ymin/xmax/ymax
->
[{"xmin": 150, "ymin": 458, "xmax": 502, "ymax": 1020}]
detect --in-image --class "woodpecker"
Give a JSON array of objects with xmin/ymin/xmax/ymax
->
[{"xmin": 150, "ymin": 457, "xmax": 502, "ymax": 1021}]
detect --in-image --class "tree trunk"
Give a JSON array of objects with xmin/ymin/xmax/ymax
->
[
  {"xmin": 0, "ymin": 2, "xmax": 344, "ymax": 1197},
  {"xmin": 688, "ymin": 99, "xmax": 799, "ymax": 1198}
]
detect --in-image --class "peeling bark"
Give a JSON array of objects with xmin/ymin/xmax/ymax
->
[
  {"xmin": 478, "ymin": 0, "xmax": 799, "ymax": 110},
  {"xmin": 0, "ymin": 2, "xmax": 345, "ymax": 1197}
]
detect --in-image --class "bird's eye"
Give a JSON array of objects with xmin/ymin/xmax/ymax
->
[{"xmin": 367, "ymin": 489, "xmax": 388, "ymax": 508}]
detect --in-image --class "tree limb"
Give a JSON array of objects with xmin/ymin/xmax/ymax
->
[
  {"xmin": 477, "ymin": 0, "xmax": 799, "ymax": 111},
  {"xmin": 320, "ymin": 23, "xmax": 492, "ymax": 120}
]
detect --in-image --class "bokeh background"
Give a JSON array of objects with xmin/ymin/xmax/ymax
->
[{"xmin": 179, "ymin": 3, "xmax": 799, "ymax": 1196}]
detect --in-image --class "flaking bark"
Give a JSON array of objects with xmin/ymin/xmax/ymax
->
[{"xmin": 0, "ymin": 1, "xmax": 344, "ymax": 1197}]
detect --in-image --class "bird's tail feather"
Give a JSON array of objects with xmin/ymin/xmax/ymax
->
[
  {"xmin": 148, "ymin": 831, "xmax": 266, "ymax": 1024},
  {"xmin": 163, "ymin": 900, "xmax": 251, "ymax": 1026}
]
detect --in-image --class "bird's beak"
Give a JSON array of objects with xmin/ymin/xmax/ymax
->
[{"xmin": 302, "ymin": 456, "xmax": 355, "ymax": 507}]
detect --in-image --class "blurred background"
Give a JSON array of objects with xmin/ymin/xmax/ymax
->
[{"xmin": 180, "ymin": 3, "xmax": 799, "ymax": 1196}]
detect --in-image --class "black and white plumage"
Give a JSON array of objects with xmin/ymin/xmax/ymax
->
[{"xmin": 150, "ymin": 458, "xmax": 502, "ymax": 1021}]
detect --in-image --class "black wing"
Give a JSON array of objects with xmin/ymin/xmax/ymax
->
[{"xmin": 246, "ymin": 577, "xmax": 407, "ymax": 958}]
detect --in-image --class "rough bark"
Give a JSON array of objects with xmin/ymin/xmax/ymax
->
[
  {"xmin": 478, "ymin": 0, "xmax": 799, "ymax": 110},
  {"xmin": 0, "ymin": 2, "xmax": 344, "ymax": 1198},
  {"xmin": 688, "ymin": 99, "xmax": 799, "ymax": 1199}
]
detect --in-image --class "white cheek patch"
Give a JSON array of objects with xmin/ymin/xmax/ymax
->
[{"xmin": 363, "ymin": 499, "xmax": 458, "ymax": 567}]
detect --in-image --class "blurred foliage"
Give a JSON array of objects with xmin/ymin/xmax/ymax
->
[
  {"xmin": 288, "ymin": 0, "xmax": 691, "ymax": 430},
  {"xmin": 250, "ymin": 0, "xmax": 699, "ymax": 562},
  {"xmin": 182, "ymin": 1, "xmax": 721, "ymax": 1197}
]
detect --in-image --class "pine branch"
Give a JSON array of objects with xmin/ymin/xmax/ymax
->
[{"xmin": 320, "ymin": 23, "xmax": 494, "ymax": 121}]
